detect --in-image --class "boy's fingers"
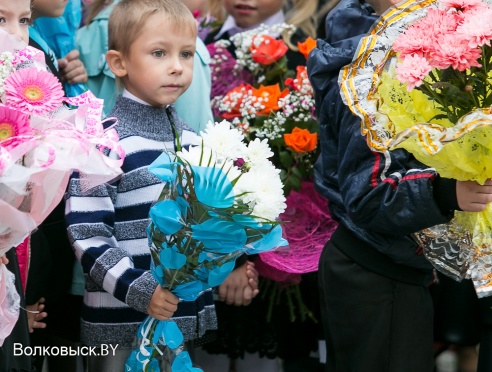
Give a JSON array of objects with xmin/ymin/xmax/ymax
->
[
  {"xmin": 65, "ymin": 49, "xmax": 80, "ymax": 61},
  {"xmin": 248, "ymin": 277, "xmax": 258, "ymax": 292}
]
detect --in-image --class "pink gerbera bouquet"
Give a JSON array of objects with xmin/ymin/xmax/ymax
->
[{"xmin": 0, "ymin": 29, "xmax": 124, "ymax": 346}]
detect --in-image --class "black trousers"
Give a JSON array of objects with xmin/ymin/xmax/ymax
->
[{"xmin": 318, "ymin": 240, "xmax": 434, "ymax": 372}]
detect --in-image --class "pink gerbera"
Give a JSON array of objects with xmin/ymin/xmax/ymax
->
[
  {"xmin": 0, "ymin": 105, "xmax": 32, "ymax": 150},
  {"xmin": 4, "ymin": 67, "xmax": 64, "ymax": 114}
]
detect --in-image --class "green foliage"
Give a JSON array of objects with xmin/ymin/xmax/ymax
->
[{"xmin": 418, "ymin": 46, "xmax": 492, "ymax": 124}]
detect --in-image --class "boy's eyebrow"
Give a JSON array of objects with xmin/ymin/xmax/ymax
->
[{"xmin": 149, "ymin": 41, "xmax": 196, "ymax": 50}]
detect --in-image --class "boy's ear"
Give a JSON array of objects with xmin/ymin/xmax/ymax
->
[{"xmin": 106, "ymin": 50, "xmax": 127, "ymax": 77}]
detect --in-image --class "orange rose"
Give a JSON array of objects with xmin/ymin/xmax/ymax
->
[
  {"xmin": 251, "ymin": 84, "xmax": 289, "ymax": 116},
  {"xmin": 284, "ymin": 127, "xmax": 318, "ymax": 153},
  {"xmin": 285, "ymin": 66, "xmax": 309, "ymax": 92},
  {"xmin": 297, "ymin": 37, "xmax": 317, "ymax": 60},
  {"xmin": 250, "ymin": 35, "xmax": 289, "ymax": 65},
  {"xmin": 220, "ymin": 83, "xmax": 253, "ymax": 119}
]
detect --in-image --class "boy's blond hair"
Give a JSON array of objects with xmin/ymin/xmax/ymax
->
[{"xmin": 108, "ymin": 0, "xmax": 197, "ymax": 56}]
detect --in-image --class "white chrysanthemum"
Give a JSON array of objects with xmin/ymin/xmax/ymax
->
[
  {"xmin": 243, "ymin": 138, "xmax": 273, "ymax": 167},
  {"xmin": 234, "ymin": 162, "xmax": 286, "ymax": 221},
  {"xmin": 177, "ymin": 145, "xmax": 217, "ymax": 167},
  {"xmin": 178, "ymin": 145, "xmax": 242, "ymax": 183},
  {"xmin": 199, "ymin": 120, "xmax": 247, "ymax": 160}
]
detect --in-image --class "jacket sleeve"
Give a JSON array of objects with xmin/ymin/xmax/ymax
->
[
  {"xmin": 325, "ymin": 89, "xmax": 456, "ymax": 236},
  {"xmin": 65, "ymin": 172, "xmax": 158, "ymax": 313}
]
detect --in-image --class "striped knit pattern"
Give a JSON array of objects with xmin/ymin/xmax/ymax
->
[{"xmin": 65, "ymin": 96, "xmax": 216, "ymax": 348}]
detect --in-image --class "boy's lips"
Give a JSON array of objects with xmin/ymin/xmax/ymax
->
[{"xmin": 162, "ymin": 84, "xmax": 183, "ymax": 91}]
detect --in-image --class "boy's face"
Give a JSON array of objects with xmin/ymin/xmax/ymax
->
[
  {"xmin": 32, "ymin": 0, "xmax": 68, "ymax": 18},
  {"xmin": 222, "ymin": 0, "xmax": 283, "ymax": 29},
  {"xmin": 0, "ymin": 0, "xmax": 31, "ymax": 43},
  {"xmin": 121, "ymin": 14, "xmax": 196, "ymax": 108}
]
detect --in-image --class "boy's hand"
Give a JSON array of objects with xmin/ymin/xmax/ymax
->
[
  {"xmin": 0, "ymin": 255, "xmax": 8, "ymax": 265},
  {"xmin": 147, "ymin": 286, "xmax": 179, "ymax": 320},
  {"xmin": 218, "ymin": 261, "xmax": 259, "ymax": 306},
  {"xmin": 58, "ymin": 49, "xmax": 88, "ymax": 84},
  {"xmin": 456, "ymin": 179, "xmax": 492, "ymax": 212},
  {"xmin": 26, "ymin": 298, "xmax": 47, "ymax": 333}
]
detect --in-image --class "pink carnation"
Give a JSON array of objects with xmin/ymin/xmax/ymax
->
[
  {"xmin": 394, "ymin": 9, "xmax": 459, "ymax": 59},
  {"xmin": 395, "ymin": 54, "xmax": 433, "ymax": 91},
  {"xmin": 4, "ymin": 67, "xmax": 64, "ymax": 114},
  {"xmin": 420, "ymin": 8, "xmax": 460, "ymax": 35},
  {"xmin": 456, "ymin": 9, "xmax": 492, "ymax": 47},
  {"xmin": 430, "ymin": 33, "xmax": 482, "ymax": 71},
  {"xmin": 0, "ymin": 105, "xmax": 32, "ymax": 150},
  {"xmin": 394, "ymin": 25, "xmax": 433, "ymax": 57}
]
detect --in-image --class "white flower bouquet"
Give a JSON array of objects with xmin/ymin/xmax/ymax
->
[{"xmin": 125, "ymin": 120, "xmax": 286, "ymax": 372}]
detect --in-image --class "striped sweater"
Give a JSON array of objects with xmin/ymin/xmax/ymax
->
[{"xmin": 65, "ymin": 96, "xmax": 216, "ymax": 348}]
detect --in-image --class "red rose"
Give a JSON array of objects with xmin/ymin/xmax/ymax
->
[{"xmin": 249, "ymin": 35, "xmax": 288, "ymax": 65}]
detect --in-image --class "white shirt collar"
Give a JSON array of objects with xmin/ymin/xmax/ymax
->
[
  {"xmin": 214, "ymin": 9, "xmax": 285, "ymax": 40},
  {"xmin": 122, "ymin": 89, "xmax": 151, "ymax": 106},
  {"xmin": 122, "ymin": 89, "xmax": 172, "ymax": 108}
]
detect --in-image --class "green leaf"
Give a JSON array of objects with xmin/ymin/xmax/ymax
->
[
  {"xmin": 279, "ymin": 150, "xmax": 293, "ymax": 169},
  {"xmin": 289, "ymin": 174, "xmax": 302, "ymax": 191},
  {"xmin": 291, "ymin": 166, "xmax": 305, "ymax": 179}
]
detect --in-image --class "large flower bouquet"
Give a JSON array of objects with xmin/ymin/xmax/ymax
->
[
  {"xmin": 125, "ymin": 121, "xmax": 286, "ymax": 372},
  {"xmin": 209, "ymin": 24, "xmax": 319, "ymax": 195},
  {"xmin": 340, "ymin": 0, "xmax": 492, "ymax": 295},
  {"xmin": 0, "ymin": 29, "xmax": 123, "ymax": 345},
  {"xmin": 207, "ymin": 24, "xmax": 337, "ymax": 322}
]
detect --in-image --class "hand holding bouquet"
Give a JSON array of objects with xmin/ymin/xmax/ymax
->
[
  {"xmin": 340, "ymin": 0, "xmax": 492, "ymax": 295},
  {"xmin": 125, "ymin": 121, "xmax": 286, "ymax": 372}
]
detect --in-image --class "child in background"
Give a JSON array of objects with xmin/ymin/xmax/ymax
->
[
  {"xmin": 174, "ymin": 0, "xmax": 214, "ymax": 133},
  {"xmin": 32, "ymin": 0, "xmax": 87, "ymax": 96},
  {"xmin": 204, "ymin": 0, "xmax": 318, "ymax": 70},
  {"xmin": 30, "ymin": 0, "xmax": 87, "ymax": 88},
  {"xmin": 65, "ymin": 0, "xmax": 224, "ymax": 370},
  {"xmin": 307, "ymin": 0, "xmax": 492, "ymax": 370},
  {"xmin": 76, "ymin": 0, "xmax": 120, "ymax": 116}
]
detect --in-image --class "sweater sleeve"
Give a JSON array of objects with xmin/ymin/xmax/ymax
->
[{"xmin": 65, "ymin": 172, "xmax": 158, "ymax": 313}]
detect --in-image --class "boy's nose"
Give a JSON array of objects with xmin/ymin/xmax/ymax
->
[{"xmin": 169, "ymin": 57, "xmax": 183, "ymax": 74}]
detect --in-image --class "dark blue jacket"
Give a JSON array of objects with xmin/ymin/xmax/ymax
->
[{"xmin": 307, "ymin": 0, "xmax": 459, "ymax": 274}]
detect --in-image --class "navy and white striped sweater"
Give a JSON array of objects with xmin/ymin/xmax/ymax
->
[{"xmin": 65, "ymin": 96, "xmax": 216, "ymax": 347}]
